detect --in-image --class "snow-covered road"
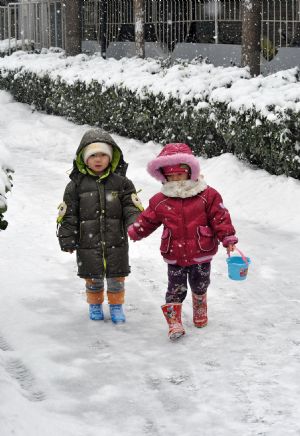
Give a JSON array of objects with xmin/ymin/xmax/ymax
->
[{"xmin": 0, "ymin": 90, "xmax": 300, "ymax": 436}]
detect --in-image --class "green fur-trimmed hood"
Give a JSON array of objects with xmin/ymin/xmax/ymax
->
[{"xmin": 70, "ymin": 128, "xmax": 128, "ymax": 181}]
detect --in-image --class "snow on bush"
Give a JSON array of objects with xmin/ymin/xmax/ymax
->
[
  {"xmin": 1, "ymin": 49, "xmax": 300, "ymax": 116},
  {"xmin": 0, "ymin": 142, "xmax": 13, "ymax": 230},
  {"xmin": 0, "ymin": 50, "xmax": 300, "ymax": 178}
]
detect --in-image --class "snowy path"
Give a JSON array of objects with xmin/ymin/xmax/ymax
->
[{"xmin": 0, "ymin": 90, "xmax": 300, "ymax": 436}]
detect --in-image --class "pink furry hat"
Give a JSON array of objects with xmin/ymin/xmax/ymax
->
[{"xmin": 147, "ymin": 143, "xmax": 200, "ymax": 182}]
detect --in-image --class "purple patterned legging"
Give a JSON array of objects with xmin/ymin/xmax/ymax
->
[{"xmin": 166, "ymin": 263, "xmax": 211, "ymax": 303}]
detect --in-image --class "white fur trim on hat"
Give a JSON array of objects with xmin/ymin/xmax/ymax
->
[
  {"xmin": 83, "ymin": 142, "xmax": 113, "ymax": 164},
  {"xmin": 147, "ymin": 152, "xmax": 200, "ymax": 182}
]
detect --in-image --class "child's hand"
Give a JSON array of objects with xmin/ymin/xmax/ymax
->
[
  {"xmin": 222, "ymin": 235, "xmax": 238, "ymax": 253},
  {"xmin": 226, "ymin": 244, "xmax": 236, "ymax": 255},
  {"xmin": 128, "ymin": 223, "xmax": 142, "ymax": 241}
]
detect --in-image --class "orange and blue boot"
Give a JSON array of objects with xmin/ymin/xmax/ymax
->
[
  {"xmin": 109, "ymin": 304, "xmax": 126, "ymax": 324},
  {"xmin": 89, "ymin": 304, "xmax": 104, "ymax": 321}
]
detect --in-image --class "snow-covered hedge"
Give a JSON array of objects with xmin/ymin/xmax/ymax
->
[
  {"xmin": 0, "ymin": 51, "xmax": 300, "ymax": 178},
  {"xmin": 0, "ymin": 143, "xmax": 13, "ymax": 231}
]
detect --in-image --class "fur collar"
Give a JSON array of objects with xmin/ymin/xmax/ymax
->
[{"xmin": 161, "ymin": 177, "xmax": 207, "ymax": 198}]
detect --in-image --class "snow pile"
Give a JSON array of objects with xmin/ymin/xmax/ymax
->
[
  {"xmin": 210, "ymin": 67, "xmax": 300, "ymax": 118},
  {"xmin": 0, "ymin": 39, "xmax": 33, "ymax": 55}
]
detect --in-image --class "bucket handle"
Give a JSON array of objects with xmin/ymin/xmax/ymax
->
[{"xmin": 228, "ymin": 247, "xmax": 248, "ymax": 265}]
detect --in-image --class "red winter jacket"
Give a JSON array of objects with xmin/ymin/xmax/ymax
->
[{"xmin": 128, "ymin": 181, "xmax": 237, "ymax": 266}]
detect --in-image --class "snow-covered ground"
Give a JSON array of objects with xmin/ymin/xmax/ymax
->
[{"xmin": 1, "ymin": 89, "xmax": 300, "ymax": 436}]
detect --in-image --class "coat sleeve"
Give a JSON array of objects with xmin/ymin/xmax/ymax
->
[
  {"xmin": 57, "ymin": 181, "xmax": 79, "ymax": 251},
  {"xmin": 127, "ymin": 197, "xmax": 162, "ymax": 240},
  {"xmin": 205, "ymin": 187, "xmax": 237, "ymax": 244},
  {"xmin": 120, "ymin": 177, "xmax": 143, "ymax": 229}
]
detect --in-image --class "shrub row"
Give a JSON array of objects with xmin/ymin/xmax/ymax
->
[{"xmin": 0, "ymin": 66, "xmax": 299, "ymax": 179}]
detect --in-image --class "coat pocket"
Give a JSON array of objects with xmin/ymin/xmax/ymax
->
[
  {"xmin": 160, "ymin": 227, "xmax": 171, "ymax": 254},
  {"xmin": 197, "ymin": 226, "xmax": 216, "ymax": 252}
]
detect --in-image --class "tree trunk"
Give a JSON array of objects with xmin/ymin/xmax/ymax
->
[
  {"xmin": 65, "ymin": 0, "xmax": 81, "ymax": 56},
  {"xmin": 99, "ymin": 0, "xmax": 108, "ymax": 58},
  {"xmin": 241, "ymin": 0, "xmax": 262, "ymax": 76},
  {"xmin": 134, "ymin": 0, "xmax": 145, "ymax": 58}
]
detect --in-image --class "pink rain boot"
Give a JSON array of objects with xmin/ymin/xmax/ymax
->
[
  {"xmin": 192, "ymin": 293, "xmax": 208, "ymax": 328},
  {"xmin": 161, "ymin": 303, "xmax": 185, "ymax": 341}
]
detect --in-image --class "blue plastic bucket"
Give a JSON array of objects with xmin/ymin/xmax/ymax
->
[{"xmin": 226, "ymin": 255, "xmax": 251, "ymax": 281}]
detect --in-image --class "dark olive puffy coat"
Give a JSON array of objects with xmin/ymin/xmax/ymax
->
[{"xmin": 58, "ymin": 129, "xmax": 140, "ymax": 278}]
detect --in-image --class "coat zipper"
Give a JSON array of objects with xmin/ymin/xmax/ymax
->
[
  {"xmin": 181, "ymin": 198, "xmax": 187, "ymax": 260},
  {"xmin": 97, "ymin": 180, "xmax": 107, "ymax": 272}
]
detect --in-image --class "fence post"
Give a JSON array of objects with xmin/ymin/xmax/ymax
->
[
  {"xmin": 214, "ymin": 0, "xmax": 218, "ymax": 44},
  {"xmin": 20, "ymin": 2, "xmax": 25, "ymax": 50},
  {"xmin": 8, "ymin": 5, "xmax": 11, "ymax": 55},
  {"xmin": 134, "ymin": 0, "xmax": 145, "ymax": 58}
]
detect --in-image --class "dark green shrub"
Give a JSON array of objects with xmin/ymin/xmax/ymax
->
[{"xmin": 0, "ymin": 66, "xmax": 299, "ymax": 179}]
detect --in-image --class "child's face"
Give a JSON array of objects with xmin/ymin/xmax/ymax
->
[
  {"xmin": 87, "ymin": 153, "xmax": 110, "ymax": 175},
  {"xmin": 166, "ymin": 173, "xmax": 189, "ymax": 182}
]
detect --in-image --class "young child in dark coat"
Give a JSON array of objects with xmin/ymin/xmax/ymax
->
[
  {"xmin": 128, "ymin": 143, "xmax": 238, "ymax": 340},
  {"xmin": 57, "ymin": 128, "xmax": 142, "ymax": 323}
]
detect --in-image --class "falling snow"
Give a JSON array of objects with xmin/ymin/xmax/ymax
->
[{"xmin": 0, "ymin": 54, "xmax": 300, "ymax": 436}]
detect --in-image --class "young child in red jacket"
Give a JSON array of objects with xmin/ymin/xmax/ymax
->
[{"xmin": 128, "ymin": 143, "xmax": 238, "ymax": 340}]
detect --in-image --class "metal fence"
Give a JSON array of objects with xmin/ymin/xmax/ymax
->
[
  {"xmin": 1, "ymin": 1, "xmax": 300, "ymax": 56},
  {"xmin": 0, "ymin": 6, "xmax": 10, "ymax": 40},
  {"xmin": 82, "ymin": 0, "xmax": 101, "ymax": 41},
  {"xmin": 0, "ymin": 0, "xmax": 65, "ymax": 54},
  {"xmin": 82, "ymin": 0, "xmax": 300, "ymax": 52}
]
